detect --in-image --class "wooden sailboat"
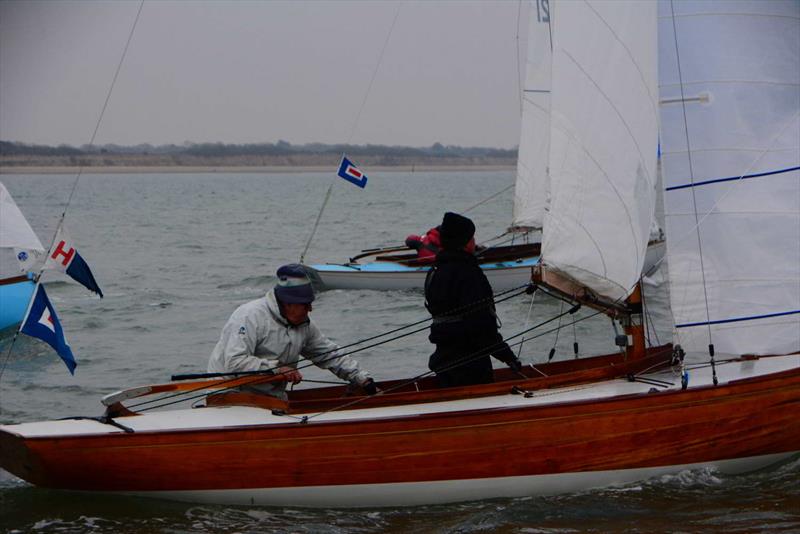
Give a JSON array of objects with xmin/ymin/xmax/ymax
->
[
  {"xmin": 0, "ymin": 182, "xmax": 45, "ymax": 333},
  {"xmin": 0, "ymin": 0, "xmax": 797, "ymax": 507}
]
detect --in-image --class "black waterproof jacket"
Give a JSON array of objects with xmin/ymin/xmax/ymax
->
[{"xmin": 424, "ymin": 249, "xmax": 516, "ymax": 386}]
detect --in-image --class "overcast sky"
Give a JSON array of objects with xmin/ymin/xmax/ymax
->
[{"xmin": 0, "ymin": 0, "xmax": 529, "ymax": 148}]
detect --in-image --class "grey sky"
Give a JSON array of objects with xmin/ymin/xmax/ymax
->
[{"xmin": 0, "ymin": 0, "xmax": 528, "ymax": 148}]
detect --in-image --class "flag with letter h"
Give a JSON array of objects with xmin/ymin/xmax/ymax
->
[
  {"xmin": 337, "ymin": 155, "xmax": 368, "ymax": 188},
  {"xmin": 20, "ymin": 285, "xmax": 77, "ymax": 374},
  {"xmin": 44, "ymin": 225, "xmax": 103, "ymax": 298}
]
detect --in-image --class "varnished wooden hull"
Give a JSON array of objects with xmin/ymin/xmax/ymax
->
[{"xmin": 2, "ymin": 363, "xmax": 798, "ymax": 506}]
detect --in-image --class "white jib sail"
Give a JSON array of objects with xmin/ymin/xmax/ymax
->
[
  {"xmin": 541, "ymin": 0, "xmax": 659, "ymax": 301},
  {"xmin": 0, "ymin": 182, "xmax": 44, "ymax": 252},
  {"xmin": 659, "ymin": 0, "xmax": 800, "ymax": 356},
  {"xmin": 513, "ymin": 0, "xmax": 553, "ymax": 231}
]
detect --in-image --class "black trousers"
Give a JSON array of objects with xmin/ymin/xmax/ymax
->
[{"xmin": 428, "ymin": 343, "xmax": 494, "ymax": 388}]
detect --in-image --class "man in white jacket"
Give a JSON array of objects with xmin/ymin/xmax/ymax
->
[{"xmin": 208, "ymin": 264, "xmax": 377, "ymax": 399}]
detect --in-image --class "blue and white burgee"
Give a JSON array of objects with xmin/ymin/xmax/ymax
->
[
  {"xmin": 44, "ymin": 225, "xmax": 103, "ymax": 298},
  {"xmin": 337, "ymin": 155, "xmax": 368, "ymax": 188},
  {"xmin": 20, "ymin": 285, "xmax": 77, "ymax": 374}
]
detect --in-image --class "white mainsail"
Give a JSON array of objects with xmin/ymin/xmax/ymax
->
[
  {"xmin": 540, "ymin": 0, "xmax": 659, "ymax": 301},
  {"xmin": 659, "ymin": 0, "xmax": 800, "ymax": 356},
  {"xmin": 512, "ymin": 0, "xmax": 553, "ymax": 231}
]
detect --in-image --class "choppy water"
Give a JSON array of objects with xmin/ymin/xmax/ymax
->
[{"xmin": 0, "ymin": 171, "xmax": 797, "ymax": 533}]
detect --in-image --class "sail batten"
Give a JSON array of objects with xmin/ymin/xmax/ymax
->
[
  {"xmin": 539, "ymin": 0, "xmax": 659, "ymax": 302},
  {"xmin": 659, "ymin": 0, "xmax": 800, "ymax": 356}
]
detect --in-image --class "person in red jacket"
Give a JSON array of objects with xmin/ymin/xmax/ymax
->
[{"xmin": 405, "ymin": 226, "xmax": 442, "ymax": 261}]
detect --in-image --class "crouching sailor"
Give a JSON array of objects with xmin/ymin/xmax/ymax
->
[{"xmin": 208, "ymin": 263, "xmax": 378, "ymax": 399}]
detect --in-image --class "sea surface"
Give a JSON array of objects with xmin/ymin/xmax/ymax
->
[{"xmin": 0, "ymin": 171, "xmax": 797, "ymax": 533}]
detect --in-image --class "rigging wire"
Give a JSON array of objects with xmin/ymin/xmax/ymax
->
[
  {"xmin": 302, "ymin": 303, "xmax": 595, "ymax": 421},
  {"xmin": 668, "ymin": 0, "xmax": 716, "ymax": 384},
  {"xmin": 516, "ymin": 0, "xmax": 524, "ymax": 116},
  {"xmin": 299, "ymin": 2, "xmax": 403, "ymax": 264},
  {"xmin": 0, "ymin": 0, "xmax": 145, "ymax": 392},
  {"xmin": 461, "ymin": 183, "xmax": 515, "ymax": 215},
  {"xmin": 639, "ymin": 109, "xmax": 799, "ymax": 280},
  {"xmin": 547, "ymin": 299, "xmax": 565, "ymax": 361},
  {"xmin": 515, "ymin": 286, "xmax": 538, "ymax": 359},
  {"xmin": 132, "ymin": 277, "xmax": 682, "ymax": 416},
  {"xmin": 130, "ymin": 305, "xmax": 632, "ymax": 414},
  {"xmin": 129, "ymin": 284, "xmax": 531, "ymax": 411},
  {"xmin": 640, "ymin": 279, "xmax": 660, "ymax": 347}
]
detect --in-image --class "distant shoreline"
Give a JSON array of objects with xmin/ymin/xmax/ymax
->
[{"xmin": 0, "ymin": 164, "xmax": 516, "ymax": 175}]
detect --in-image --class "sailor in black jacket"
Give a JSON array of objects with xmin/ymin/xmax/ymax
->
[{"xmin": 424, "ymin": 212, "xmax": 522, "ymax": 387}]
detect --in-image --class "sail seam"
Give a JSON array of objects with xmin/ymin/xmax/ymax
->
[
  {"xmin": 666, "ymin": 165, "xmax": 800, "ymax": 191},
  {"xmin": 660, "ymin": 81, "xmax": 800, "ymax": 88},
  {"xmin": 555, "ymin": 50, "xmax": 651, "ymax": 273},
  {"xmin": 662, "ymin": 147, "xmax": 797, "ymax": 155},
  {"xmin": 658, "ymin": 12, "xmax": 800, "ymax": 22},
  {"xmin": 676, "ymin": 309, "xmax": 800, "ymax": 329},
  {"xmin": 583, "ymin": 0, "xmax": 659, "ymax": 124}
]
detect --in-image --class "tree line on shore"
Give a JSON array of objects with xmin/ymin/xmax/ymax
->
[{"xmin": 1, "ymin": 140, "xmax": 516, "ymax": 159}]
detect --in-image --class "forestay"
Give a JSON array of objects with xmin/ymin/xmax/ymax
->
[
  {"xmin": 540, "ymin": 0, "xmax": 659, "ymax": 301},
  {"xmin": 659, "ymin": 0, "xmax": 800, "ymax": 356},
  {"xmin": 513, "ymin": 0, "xmax": 553, "ymax": 231}
]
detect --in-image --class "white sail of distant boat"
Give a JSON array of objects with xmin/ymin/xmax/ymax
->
[
  {"xmin": 1, "ymin": 1, "xmax": 797, "ymax": 508},
  {"xmin": 0, "ymin": 182, "xmax": 45, "ymax": 267},
  {"xmin": 659, "ymin": 0, "xmax": 800, "ymax": 356},
  {"xmin": 0, "ymin": 182, "xmax": 45, "ymax": 331},
  {"xmin": 512, "ymin": 0, "xmax": 553, "ymax": 232},
  {"xmin": 539, "ymin": 0, "xmax": 659, "ymax": 301}
]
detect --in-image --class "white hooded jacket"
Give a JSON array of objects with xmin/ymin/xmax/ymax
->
[{"xmin": 207, "ymin": 290, "xmax": 370, "ymax": 398}]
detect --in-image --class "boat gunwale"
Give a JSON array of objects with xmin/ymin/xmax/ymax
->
[{"xmin": 7, "ymin": 353, "xmax": 799, "ymax": 446}]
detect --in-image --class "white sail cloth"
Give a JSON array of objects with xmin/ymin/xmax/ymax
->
[
  {"xmin": 541, "ymin": 0, "xmax": 659, "ymax": 301},
  {"xmin": 513, "ymin": 0, "xmax": 553, "ymax": 231},
  {"xmin": 0, "ymin": 182, "xmax": 45, "ymax": 274},
  {"xmin": 0, "ymin": 182, "xmax": 44, "ymax": 251},
  {"xmin": 659, "ymin": 0, "xmax": 800, "ymax": 356}
]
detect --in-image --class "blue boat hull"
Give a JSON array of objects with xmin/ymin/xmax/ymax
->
[{"xmin": 0, "ymin": 276, "xmax": 35, "ymax": 332}]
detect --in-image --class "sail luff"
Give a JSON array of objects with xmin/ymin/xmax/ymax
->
[
  {"xmin": 512, "ymin": 0, "xmax": 553, "ymax": 231},
  {"xmin": 540, "ymin": 0, "xmax": 659, "ymax": 302},
  {"xmin": 659, "ymin": 0, "xmax": 800, "ymax": 356}
]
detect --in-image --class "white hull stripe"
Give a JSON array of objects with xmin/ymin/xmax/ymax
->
[{"xmin": 131, "ymin": 452, "xmax": 796, "ymax": 508}]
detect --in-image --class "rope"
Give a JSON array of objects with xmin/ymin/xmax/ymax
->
[
  {"xmin": 132, "ymin": 284, "xmax": 531, "ymax": 412},
  {"xmin": 462, "ymin": 183, "xmax": 515, "ymax": 215},
  {"xmin": 299, "ymin": 3, "xmax": 403, "ymax": 264},
  {"xmin": 299, "ymin": 183, "xmax": 333, "ymax": 264},
  {"xmin": 133, "ymin": 286, "xmax": 633, "ymax": 416},
  {"xmin": 515, "ymin": 0, "xmax": 524, "ymax": 117},
  {"xmin": 303, "ymin": 304, "xmax": 606, "ymax": 421},
  {"xmin": 0, "ymin": 0, "xmax": 145, "ymax": 395},
  {"xmin": 515, "ymin": 286, "xmax": 537, "ymax": 359}
]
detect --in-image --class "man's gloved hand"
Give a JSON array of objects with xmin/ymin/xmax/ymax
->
[
  {"xmin": 507, "ymin": 358, "xmax": 523, "ymax": 373},
  {"xmin": 276, "ymin": 366, "xmax": 303, "ymax": 384},
  {"xmin": 361, "ymin": 378, "xmax": 379, "ymax": 395}
]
